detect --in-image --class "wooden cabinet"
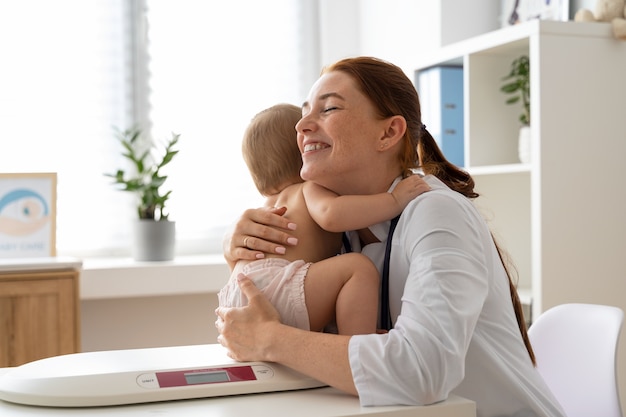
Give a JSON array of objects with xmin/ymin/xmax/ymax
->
[{"xmin": 0, "ymin": 260, "xmax": 81, "ymax": 367}]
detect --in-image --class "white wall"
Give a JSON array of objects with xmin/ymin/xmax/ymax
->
[
  {"xmin": 81, "ymin": 294, "xmax": 219, "ymax": 352},
  {"xmin": 358, "ymin": 0, "xmax": 439, "ymax": 75},
  {"xmin": 318, "ymin": 0, "xmax": 500, "ymax": 77},
  {"xmin": 317, "ymin": 0, "xmax": 361, "ymax": 66},
  {"xmin": 79, "ymin": 257, "xmax": 229, "ymax": 351}
]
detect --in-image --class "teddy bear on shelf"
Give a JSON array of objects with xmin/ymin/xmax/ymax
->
[{"xmin": 575, "ymin": 0, "xmax": 626, "ymax": 40}]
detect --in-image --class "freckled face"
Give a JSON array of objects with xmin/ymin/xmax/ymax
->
[{"xmin": 296, "ymin": 71, "xmax": 388, "ymax": 195}]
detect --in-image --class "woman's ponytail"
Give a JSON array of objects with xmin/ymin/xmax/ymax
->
[{"xmin": 416, "ymin": 127, "xmax": 478, "ymax": 199}]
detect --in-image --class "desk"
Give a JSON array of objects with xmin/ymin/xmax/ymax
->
[{"xmin": 0, "ymin": 369, "xmax": 475, "ymax": 417}]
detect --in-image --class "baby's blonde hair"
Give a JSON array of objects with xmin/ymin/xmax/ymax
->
[{"xmin": 242, "ymin": 103, "xmax": 303, "ymax": 196}]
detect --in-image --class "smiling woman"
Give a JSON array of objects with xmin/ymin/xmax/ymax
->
[{"xmin": 0, "ymin": 0, "xmax": 316, "ymax": 258}]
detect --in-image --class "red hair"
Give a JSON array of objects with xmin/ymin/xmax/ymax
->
[{"xmin": 323, "ymin": 57, "xmax": 477, "ymax": 199}]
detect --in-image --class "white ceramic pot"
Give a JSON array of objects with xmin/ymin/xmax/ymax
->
[
  {"xmin": 132, "ymin": 220, "xmax": 175, "ymax": 261},
  {"xmin": 518, "ymin": 125, "xmax": 531, "ymax": 164}
]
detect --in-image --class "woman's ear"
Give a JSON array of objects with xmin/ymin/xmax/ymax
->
[{"xmin": 378, "ymin": 115, "xmax": 407, "ymax": 150}]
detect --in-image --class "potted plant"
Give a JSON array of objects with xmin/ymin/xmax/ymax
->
[
  {"xmin": 500, "ymin": 54, "xmax": 531, "ymax": 163},
  {"xmin": 105, "ymin": 126, "xmax": 180, "ymax": 261}
]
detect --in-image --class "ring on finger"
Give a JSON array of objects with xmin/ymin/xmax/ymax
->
[{"xmin": 243, "ymin": 236, "xmax": 250, "ymax": 248}]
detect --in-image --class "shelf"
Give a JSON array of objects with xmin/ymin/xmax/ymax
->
[
  {"xmin": 413, "ymin": 20, "xmax": 614, "ymax": 69},
  {"xmin": 467, "ymin": 163, "xmax": 530, "ymax": 176},
  {"xmin": 414, "ymin": 17, "xmax": 626, "ymax": 325},
  {"xmin": 0, "ymin": 256, "xmax": 230, "ymax": 300}
]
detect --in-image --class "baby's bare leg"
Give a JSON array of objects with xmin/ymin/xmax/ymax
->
[{"xmin": 304, "ymin": 253, "xmax": 379, "ymax": 335}]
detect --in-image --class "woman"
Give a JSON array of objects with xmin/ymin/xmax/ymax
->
[{"xmin": 216, "ymin": 57, "xmax": 565, "ymax": 417}]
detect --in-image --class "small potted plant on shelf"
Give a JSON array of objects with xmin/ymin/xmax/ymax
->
[
  {"xmin": 500, "ymin": 54, "xmax": 531, "ymax": 163},
  {"xmin": 105, "ymin": 126, "xmax": 181, "ymax": 261}
]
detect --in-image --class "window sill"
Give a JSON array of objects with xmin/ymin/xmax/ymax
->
[
  {"xmin": 81, "ymin": 255, "xmax": 230, "ymax": 300},
  {"xmin": 2, "ymin": 255, "xmax": 532, "ymax": 314}
]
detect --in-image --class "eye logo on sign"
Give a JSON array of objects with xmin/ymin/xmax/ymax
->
[{"xmin": 0, "ymin": 189, "xmax": 51, "ymax": 236}]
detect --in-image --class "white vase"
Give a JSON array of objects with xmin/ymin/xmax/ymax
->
[
  {"xmin": 132, "ymin": 220, "xmax": 176, "ymax": 261},
  {"xmin": 518, "ymin": 125, "xmax": 531, "ymax": 164}
]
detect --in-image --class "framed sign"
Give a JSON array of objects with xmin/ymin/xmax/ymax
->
[
  {"xmin": 0, "ymin": 173, "xmax": 57, "ymax": 258},
  {"xmin": 501, "ymin": 0, "xmax": 570, "ymax": 27}
]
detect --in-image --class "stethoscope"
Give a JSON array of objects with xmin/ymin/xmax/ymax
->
[{"xmin": 342, "ymin": 214, "xmax": 401, "ymax": 331}]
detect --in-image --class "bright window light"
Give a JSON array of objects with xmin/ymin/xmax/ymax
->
[{"xmin": 0, "ymin": 0, "xmax": 313, "ymax": 257}]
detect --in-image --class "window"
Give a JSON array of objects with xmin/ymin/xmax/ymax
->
[
  {"xmin": 0, "ymin": 0, "xmax": 317, "ymax": 257},
  {"xmin": 144, "ymin": 0, "xmax": 314, "ymax": 255}
]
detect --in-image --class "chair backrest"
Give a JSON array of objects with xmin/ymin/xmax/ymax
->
[{"xmin": 528, "ymin": 303, "xmax": 624, "ymax": 417}]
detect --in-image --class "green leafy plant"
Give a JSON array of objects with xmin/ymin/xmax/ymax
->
[
  {"xmin": 500, "ymin": 55, "xmax": 530, "ymax": 126},
  {"xmin": 105, "ymin": 126, "xmax": 180, "ymax": 220}
]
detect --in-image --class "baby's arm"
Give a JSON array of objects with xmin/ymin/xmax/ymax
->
[{"xmin": 303, "ymin": 175, "xmax": 430, "ymax": 233}]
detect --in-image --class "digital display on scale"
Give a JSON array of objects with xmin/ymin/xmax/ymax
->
[
  {"xmin": 184, "ymin": 371, "xmax": 230, "ymax": 385},
  {"xmin": 154, "ymin": 365, "xmax": 260, "ymax": 388}
]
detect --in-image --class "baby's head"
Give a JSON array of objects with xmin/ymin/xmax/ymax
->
[{"xmin": 242, "ymin": 103, "xmax": 303, "ymax": 196}]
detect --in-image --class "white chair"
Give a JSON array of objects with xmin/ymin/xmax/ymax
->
[{"xmin": 528, "ymin": 303, "xmax": 624, "ymax": 417}]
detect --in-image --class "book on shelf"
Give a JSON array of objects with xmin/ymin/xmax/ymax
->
[{"xmin": 415, "ymin": 65, "xmax": 464, "ymax": 168}]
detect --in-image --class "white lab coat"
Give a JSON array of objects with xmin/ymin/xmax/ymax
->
[{"xmin": 347, "ymin": 176, "xmax": 565, "ymax": 417}]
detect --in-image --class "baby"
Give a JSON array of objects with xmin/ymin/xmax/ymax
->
[{"xmin": 219, "ymin": 103, "xmax": 429, "ymax": 335}]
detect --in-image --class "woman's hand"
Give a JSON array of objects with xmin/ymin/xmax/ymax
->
[
  {"xmin": 223, "ymin": 206, "xmax": 298, "ymax": 269},
  {"xmin": 215, "ymin": 274, "xmax": 282, "ymax": 362},
  {"xmin": 216, "ymin": 274, "xmax": 358, "ymax": 396}
]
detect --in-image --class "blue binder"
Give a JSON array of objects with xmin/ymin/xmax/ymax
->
[{"xmin": 415, "ymin": 66, "xmax": 464, "ymax": 167}]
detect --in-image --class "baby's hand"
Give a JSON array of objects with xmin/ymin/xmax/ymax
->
[{"xmin": 391, "ymin": 175, "xmax": 430, "ymax": 208}]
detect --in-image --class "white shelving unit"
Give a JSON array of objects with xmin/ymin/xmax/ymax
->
[{"xmin": 414, "ymin": 20, "xmax": 626, "ymax": 322}]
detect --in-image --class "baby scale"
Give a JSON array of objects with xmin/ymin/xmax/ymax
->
[{"xmin": 0, "ymin": 344, "xmax": 326, "ymax": 407}]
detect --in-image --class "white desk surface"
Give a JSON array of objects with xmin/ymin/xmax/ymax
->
[{"xmin": 0, "ymin": 369, "xmax": 475, "ymax": 417}]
